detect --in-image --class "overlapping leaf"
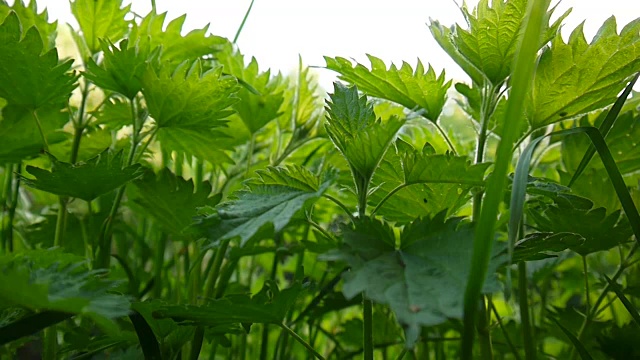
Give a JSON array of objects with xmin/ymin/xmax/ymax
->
[
  {"xmin": 70, "ymin": 0, "xmax": 130, "ymax": 53},
  {"xmin": 142, "ymin": 60, "xmax": 239, "ymax": 164},
  {"xmin": 21, "ymin": 150, "xmax": 143, "ymax": 201},
  {"xmin": 0, "ymin": 0, "xmax": 57, "ymax": 49},
  {"xmin": 325, "ymin": 83, "xmax": 404, "ymax": 190},
  {"xmin": 528, "ymin": 18, "xmax": 640, "ymax": 128},
  {"xmin": 216, "ymin": 45, "xmax": 285, "ymax": 134},
  {"xmin": 325, "ymin": 55, "xmax": 451, "ymax": 121},
  {"xmin": 526, "ymin": 194, "xmax": 633, "ymax": 255},
  {"xmin": 368, "ymin": 140, "xmax": 489, "ymax": 222},
  {"xmin": 0, "ymin": 12, "xmax": 76, "ymax": 109},
  {"xmin": 511, "ymin": 232, "xmax": 584, "ymax": 262},
  {"xmin": 0, "ymin": 249, "xmax": 130, "ymax": 319},
  {"xmin": 428, "ymin": 0, "xmax": 568, "ymax": 85},
  {"xmin": 197, "ymin": 165, "xmax": 335, "ymax": 246},
  {"xmin": 129, "ymin": 169, "xmax": 219, "ymax": 238},
  {"xmin": 324, "ymin": 214, "xmax": 504, "ymax": 346},
  {"xmin": 129, "ymin": 10, "xmax": 228, "ymax": 64}
]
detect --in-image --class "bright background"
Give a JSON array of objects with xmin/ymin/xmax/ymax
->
[{"xmin": 31, "ymin": 0, "xmax": 640, "ymax": 88}]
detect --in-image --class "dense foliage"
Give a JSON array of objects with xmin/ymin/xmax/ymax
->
[{"xmin": 1, "ymin": 0, "xmax": 640, "ymax": 359}]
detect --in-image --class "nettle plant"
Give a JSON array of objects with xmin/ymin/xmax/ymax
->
[{"xmin": 1, "ymin": 0, "xmax": 640, "ymax": 359}]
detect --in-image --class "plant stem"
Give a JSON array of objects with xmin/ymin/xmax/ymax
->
[
  {"xmin": 279, "ymin": 323, "xmax": 326, "ymax": 360},
  {"xmin": 43, "ymin": 326, "xmax": 57, "ymax": 360},
  {"xmin": 477, "ymin": 296, "xmax": 493, "ymax": 359},
  {"xmin": 233, "ymin": 0, "xmax": 256, "ymax": 44},
  {"xmin": 32, "ymin": 110, "xmax": 50, "ymax": 152},
  {"xmin": 53, "ymin": 199, "xmax": 67, "ymax": 247},
  {"xmin": 153, "ymin": 233, "xmax": 168, "ymax": 298},
  {"xmin": 582, "ymin": 256, "xmax": 591, "ymax": 319},
  {"xmin": 1, "ymin": 164, "xmax": 20, "ymax": 252},
  {"xmin": 489, "ymin": 299, "xmax": 522, "ymax": 360},
  {"xmin": 518, "ymin": 262, "xmax": 536, "ymax": 360},
  {"xmin": 433, "ymin": 121, "xmax": 457, "ymax": 155},
  {"xmin": 245, "ymin": 134, "xmax": 256, "ymax": 177},
  {"xmin": 363, "ymin": 296, "xmax": 374, "ymax": 360}
]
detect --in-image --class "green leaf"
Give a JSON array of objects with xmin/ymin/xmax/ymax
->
[
  {"xmin": 604, "ymin": 275, "xmax": 640, "ymax": 328},
  {"xmin": 0, "ymin": 249, "xmax": 130, "ymax": 320},
  {"xmin": 325, "ymin": 83, "xmax": 405, "ymax": 191},
  {"xmin": 129, "ymin": 311, "xmax": 162, "ymax": 360},
  {"xmin": 141, "ymin": 60, "xmax": 239, "ymax": 164},
  {"xmin": 153, "ymin": 281, "xmax": 302, "ymax": 325},
  {"xmin": 0, "ymin": 12, "xmax": 77, "ymax": 109},
  {"xmin": 511, "ymin": 232, "xmax": 584, "ymax": 262},
  {"xmin": 0, "ymin": 0, "xmax": 57, "ymax": 49},
  {"xmin": 526, "ymin": 194, "xmax": 632, "ymax": 255},
  {"xmin": 21, "ymin": 149, "xmax": 144, "ymax": 201},
  {"xmin": 130, "ymin": 168, "xmax": 219, "ymax": 238},
  {"xmin": 428, "ymin": 0, "xmax": 568, "ymax": 86},
  {"xmin": 325, "ymin": 55, "xmax": 451, "ymax": 122},
  {"xmin": 329, "ymin": 214, "xmax": 504, "ymax": 347},
  {"xmin": 0, "ymin": 310, "xmax": 72, "ymax": 346},
  {"xmin": 550, "ymin": 316, "xmax": 594, "ymax": 360},
  {"xmin": 84, "ymin": 39, "xmax": 160, "ymax": 99},
  {"xmin": 197, "ymin": 165, "xmax": 335, "ymax": 247},
  {"xmin": 70, "ymin": 0, "xmax": 130, "ymax": 53},
  {"xmin": 528, "ymin": 18, "xmax": 640, "ymax": 128},
  {"xmin": 129, "ymin": 10, "xmax": 228, "ymax": 64},
  {"xmin": 596, "ymin": 324, "xmax": 640, "ymax": 359},
  {"xmin": 216, "ymin": 46, "xmax": 285, "ymax": 134},
  {"xmin": 92, "ymin": 97, "xmax": 133, "ymax": 131},
  {"xmin": 369, "ymin": 140, "xmax": 489, "ymax": 222}
]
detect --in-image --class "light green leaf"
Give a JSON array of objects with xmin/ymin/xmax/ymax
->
[
  {"xmin": 129, "ymin": 10, "xmax": 228, "ymax": 64},
  {"xmin": 325, "ymin": 83, "xmax": 405, "ymax": 190},
  {"xmin": 428, "ymin": 0, "xmax": 569, "ymax": 86},
  {"xmin": 129, "ymin": 169, "xmax": 219, "ymax": 238},
  {"xmin": 70, "ymin": 0, "xmax": 130, "ymax": 53},
  {"xmin": 197, "ymin": 165, "xmax": 335, "ymax": 246},
  {"xmin": 0, "ymin": 0, "xmax": 57, "ymax": 49},
  {"xmin": 529, "ymin": 17, "xmax": 640, "ymax": 128},
  {"xmin": 141, "ymin": 60, "xmax": 239, "ymax": 164},
  {"xmin": 331, "ymin": 214, "xmax": 504, "ymax": 347},
  {"xmin": 325, "ymin": 55, "xmax": 451, "ymax": 122},
  {"xmin": 216, "ymin": 45, "xmax": 285, "ymax": 134},
  {"xmin": 0, "ymin": 12, "xmax": 76, "ymax": 109},
  {"xmin": 21, "ymin": 149, "xmax": 144, "ymax": 201},
  {"xmin": 0, "ymin": 249, "xmax": 130, "ymax": 320}
]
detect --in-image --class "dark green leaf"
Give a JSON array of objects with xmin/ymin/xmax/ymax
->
[
  {"xmin": 550, "ymin": 316, "xmax": 594, "ymax": 360},
  {"xmin": 511, "ymin": 232, "xmax": 584, "ymax": 262},
  {"xmin": 129, "ymin": 310, "xmax": 162, "ymax": 360},
  {"xmin": 604, "ymin": 275, "xmax": 640, "ymax": 328},
  {"xmin": 0, "ymin": 310, "xmax": 72, "ymax": 346}
]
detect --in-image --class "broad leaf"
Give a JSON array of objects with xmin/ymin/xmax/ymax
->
[
  {"xmin": 21, "ymin": 150, "xmax": 144, "ymax": 201},
  {"xmin": 129, "ymin": 169, "xmax": 219, "ymax": 238},
  {"xmin": 84, "ymin": 39, "xmax": 160, "ymax": 99},
  {"xmin": 129, "ymin": 10, "xmax": 228, "ymax": 64},
  {"xmin": 325, "ymin": 55, "xmax": 451, "ymax": 122},
  {"xmin": 0, "ymin": 249, "xmax": 130, "ymax": 320},
  {"xmin": 197, "ymin": 165, "xmax": 335, "ymax": 246},
  {"xmin": 528, "ymin": 18, "xmax": 640, "ymax": 128},
  {"xmin": 325, "ymin": 83, "xmax": 404, "ymax": 192},
  {"xmin": 216, "ymin": 45, "xmax": 285, "ymax": 134},
  {"xmin": 0, "ymin": 0, "xmax": 57, "ymax": 49},
  {"xmin": 0, "ymin": 12, "xmax": 76, "ymax": 109},
  {"xmin": 70, "ymin": 0, "xmax": 130, "ymax": 53},
  {"xmin": 142, "ymin": 60, "xmax": 239, "ymax": 164},
  {"xmin": 526, "ymin": 194, "xmax": 633, "ymax": 255},
  {"xmin": 326, "ymin": 214, "xmax": 504, "ymax": 346},
  {"xmin": 153, "ymin": 281, "xmax": 302, "ymax": 325},
  {"xmin": 428, "ymin": 0, "xmax": 568, "ymax": 85}
]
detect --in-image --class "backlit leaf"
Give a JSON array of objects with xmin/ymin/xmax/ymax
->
[
  {"xmin": 70, "ymin": 0, "xmax": 130, "ymax": 53},
  {"xmin": 0, "ymin": 0, "xmax": 57, "ymax": 49}
]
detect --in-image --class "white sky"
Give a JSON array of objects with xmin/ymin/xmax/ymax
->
[{"xmin": 33, "ymin": 0, "xmax": 640, "ymax": 88}]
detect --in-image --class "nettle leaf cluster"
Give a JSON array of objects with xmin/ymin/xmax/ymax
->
[{"xmin": 1, "ymin": 0, "xmax": 640, "ymax": 359}]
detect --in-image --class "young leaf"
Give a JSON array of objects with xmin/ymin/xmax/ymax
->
[
  {"xmin": 21, "ymin": 149, "xmax": 144, "ymax": 202},
  {"xmin": 153, "ymin": 281, "xmax": 302, "ymax": 325},
  {"xmin": 129, "ymin": 10, "xmax": 228, "ymax": 64},
  {"xmin": 142, "ymin": 60, "xmax": 239, "ymax": 164},
  {"xmin": 129, "ymin": 169, "xmax": 219, "ymax": 238},
  {"xmin": 0, "ymin": 12, "xmax": 77, "ymax": 109},
  {"xmin": 84, "ymin": 39, "xmax": 160, "ymax": 99},
  {"xmin": 197, "ymin": 165, "xmax": 335, "ymax": 247},
  {"xmin": 428, "ymin": 0, "xmax": 568, "ymax": 86},
  {"xmin": 325, "ymin": 55, "xmax": 451, "ymax": 122},
  {"xmin": 216, "ymin": 46, "xmax": 285, "ymax": 134},
  {"xmin": 528, "ymin": 18, "xmax": 640, "ymax": 128},
  {"xmin": 328, "ymin": 214, "xmax": 504, "ymax": 347},
  {"xmin": 0, "ymin": 249, "xmax": 130, "ymax": 320},
  {"xmin": 70, "ymin": 0, "xmax": 130, "ymax": 53},
  {"xmin": 0, "ymin": 0, "xmax": 57, "ymax": 49},
  {"xmin": 325, "ymin": 83, "xmax": 404, "ymax": 194}
]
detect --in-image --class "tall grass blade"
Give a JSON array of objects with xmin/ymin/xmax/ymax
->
[
  {"xmin": 604, "ymin": 275, "xmax": 640, "ymax": 327},
  {"xmin": 0, "ymin": 311, "xmax": 72, "ymax": 345},
  {"xmin": 130, "ymin": 310, "xmax": 162, "ymax": 360},
  {"xmin": 550, "ymin": 317, "xmax": 594, "ymax": 360},
  {"xmin": 568, "ymin": 73, "xmax": 640, "ymax": 187},
  {"xmin": 461, "ymin": 0, "xmax": 550, "ymax": 358}
]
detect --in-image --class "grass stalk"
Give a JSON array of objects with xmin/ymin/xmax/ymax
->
[{"xmin": 518, "ymin": 262, "xmax": 536, "ymax": 360}]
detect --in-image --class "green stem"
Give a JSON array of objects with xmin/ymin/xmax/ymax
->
[
  {"xmin": 245, "ymin": 134, "xmax": 256, "ymax": 177},
  {"xmin": 43, "ymin": 326, "xmax": 57, "ymax": 360},
  {"xmin": 278, "ymin": 323, "xmax": 326, "ymax": 360},
  {"xmin": 433, "ymin": 121, "xmax": 457, "ymax": 155},
  {"xmin": 582, "ymin": 256, "xmax": 591, "ymax": 319},
  {"xmin": 53, "ymin": 199, "xmax": 68, "ymax": 247},
  {"xmin": 477, "ymin": 296, "xmax": 493, "ymax": 360},
  {"xmin": 2, "ymin": 164, "xmax": 20, "ymax": 252},
  {"xmin": 32, "ymin": 109, "xmax": 50, "ymax": 152},
  {"xmin": 518, "ymin": 262, "xmax": 536, "ymax": 360},
  {"xmin": 321, "ymin": 194, "xmax": 355, "ymax": 223},
  {"xmin": 489, "ymin": 299, "xmax": 522, "ymax": 360},
  {"xmin": 363, "ymin": 296, "xmax": 374, "ymax": 360},
  {"xmin": 153, "ymin": 233, "xmax": 168, "ymax": 298},
  {"xmin": 233, "ymin": 0, "xmax": 256, "ymax": 44}
]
